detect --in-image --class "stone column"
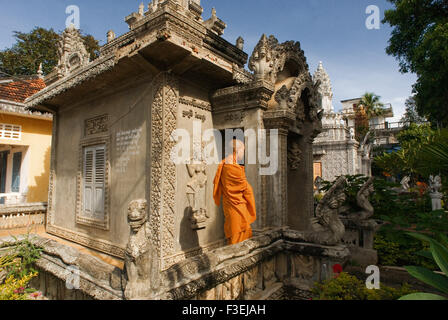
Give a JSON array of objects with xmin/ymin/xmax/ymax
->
[{"xmin": 263, "ymin": 110, "xmax": 295, "ymax": 229}]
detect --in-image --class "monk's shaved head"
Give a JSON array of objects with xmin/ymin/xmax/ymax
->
[{"xmin": 229, "ymin": 138, "xmax": 245, "ymax": 152}]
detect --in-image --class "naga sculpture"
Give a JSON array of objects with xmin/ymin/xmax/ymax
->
[
  {"xmin": 347, "ymin": 177, "xmax": 375, "ymax": 220},
  {"xmin": 298, "ymin": 176, "xmax": 347, "ymax": 245},
  {"xmin": 124, "ymin": 199, "xmax": 157, "ymax": 300},
  {"xmin": 249, "ymin": 34, "xmax": 273, "ymax": 81}
]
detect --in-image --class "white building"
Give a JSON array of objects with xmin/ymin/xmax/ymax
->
[{"xmin": 312, "ymin": 62, "xmax": 374, "ymax": 182}]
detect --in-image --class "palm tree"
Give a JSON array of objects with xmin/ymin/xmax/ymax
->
[{"xmin": 357, "ymin": 92, "xmax": 386, "ymax": 118}]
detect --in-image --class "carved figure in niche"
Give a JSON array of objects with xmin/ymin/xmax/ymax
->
[
  {"xmin": 249, "ymin": 34, "xmax": 273, "ymax": 81},
  {"xmin": 346, "ymin": 177, "xmax": 375, "ymax": 220},
  {"xmin": 287, "ymin": 140, "xmax": 302, "ymax": 170},
  {"xmin": 124, "ymin": 199, "xmax": 155, "ymax": 300},
  {"xmin": 187, "ymin": 160, "xmax": 209, "ymax": 230},
  {"xmin": 303, "ymin": 176, "xmax": 347, "ymax": 245}
]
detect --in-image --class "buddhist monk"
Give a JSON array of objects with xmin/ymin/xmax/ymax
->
[{"xmin": 213, "ymin": 139, "xmax": 257, "ymax": 245}]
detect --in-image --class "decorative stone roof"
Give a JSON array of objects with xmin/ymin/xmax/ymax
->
[{"xmin": 26, "ymin": 1, "xmax": 247, "ymax": 109}]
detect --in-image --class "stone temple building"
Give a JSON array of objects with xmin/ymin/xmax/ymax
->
[
  {"xmin": 312, "ymin": 62, "xmax": 372, "ymax": 182},
  {"xmin": 23, "ymin": 1, "xmax": 350, "ymax": 300}
]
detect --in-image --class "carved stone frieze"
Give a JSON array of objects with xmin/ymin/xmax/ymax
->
[{"xmin": 85, "ymin": 114, "xmax": 109, "ymax": 136}]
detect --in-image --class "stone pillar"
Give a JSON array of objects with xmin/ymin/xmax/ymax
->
[{"xmin": 263, "ymin": 110, "xmax": 295, "ymax": 229}]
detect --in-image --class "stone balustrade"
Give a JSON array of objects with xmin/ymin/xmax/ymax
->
[{"xmin": 0, "ymin": 202, "xmax": 47, "ymax": 230}]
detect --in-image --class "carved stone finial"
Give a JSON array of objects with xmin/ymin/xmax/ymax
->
[
  {"xmin": 204, "ymin": 7, "xmax": 227, "ymax": 36},
  {"xmin": 37, "ymin": 63, "xmax": 44, "ymax": 79},
  {"xmin": 313, "ymin": 61, "xmax": 334, "ymax": 113},
  {"xmin": 138, "ymin": 2, "xmax": 145, "ymax": 16},
  {"xmin": 236, "ymin": 36, "xmax": 244, "ymax": 51},
  {"xmin": 249, "ymin": 34, "xmax": 274, "ymax": 81},
  {"xmin": 55, "ymin": 25, "xmax": 90, "ymax": 78},
  {"xmin": 107, "ymin": 30, "xmax": 116, "ymax": 43}
]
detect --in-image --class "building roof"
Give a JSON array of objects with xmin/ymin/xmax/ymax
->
[{"xmin": 0, "ymin": 77, "xmax": 46, "ymax": 103}]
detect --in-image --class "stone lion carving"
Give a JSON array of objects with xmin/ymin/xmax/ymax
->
[
  {"xmin": 304, "ymin": 176, "xmax": 347, "ymax": 245},
  {"xmin": 124, "ymin": 199, "xmax": 156, "ymax": 300},
  {"xmin": 347, "ymin": 177, "xmax": 375, "ymax": 220}
]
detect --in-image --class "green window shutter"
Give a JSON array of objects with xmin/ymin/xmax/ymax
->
[{"xmin": 11, "ymin": 152, "xmax": 22, "ymax": 193}]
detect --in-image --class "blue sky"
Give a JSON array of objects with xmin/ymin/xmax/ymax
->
[{"xmin": 0, "ymin": 0, "xmax": 417, "ymax": 121}]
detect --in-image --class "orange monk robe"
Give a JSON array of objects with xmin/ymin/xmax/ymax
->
[{"xmin": 213, "ymin": 156, "xmax": 257, "ymax": 245}]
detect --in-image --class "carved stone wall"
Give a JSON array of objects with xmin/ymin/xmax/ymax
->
[{"xmin": 149, "ymin": 73, "xmax": 179, "ymax": 271}]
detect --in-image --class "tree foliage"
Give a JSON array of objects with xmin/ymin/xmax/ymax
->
[
  {"xmin": 401, "ymin": 96, "xmax": 427, "ymax": 125},
  {"xmin": 0, "ymin": 27, "xmax": 100, "ymax": 76},
  {"xmin": 374, "ymin": 123, "xmax": 436, "ymax": 178},
  {"xmin": 383, "ymin": 0, "xmax": 448, "ymax": 127}
]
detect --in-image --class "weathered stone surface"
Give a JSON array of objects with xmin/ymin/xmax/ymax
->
[{"xmin": 0, "ymin": 234, "xmax": 123, "ymax": 300}]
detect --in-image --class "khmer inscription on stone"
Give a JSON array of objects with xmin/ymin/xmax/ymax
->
[{"xmin": 116, "ymin": 128, "xmax": 142, "ymax": 173}]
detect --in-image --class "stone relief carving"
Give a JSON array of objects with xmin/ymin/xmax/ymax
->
[
  {"xmin": 263, "ymin": 259, "xmax": 276, "ymax": 286},
  {"xmin": 149, "ymin": 73, "xmax": 178, "ymax": 270},
  {"xmin": 292, "ymin": 255, "xmax": 314, "ymax": 280},
  {"xmin": 85, "ymin": 114, "xmax": 109, "ymax": 136},
  {"xmin": 275, "ymin": 85, "xmax": 292, "ymax": 111},
  {"xmin": 243, "ymin": 266, "xmax": 259, "ymax": 295},
  {"xmin": 346, "ymin": 177, "xmax": 375, "ymax": 220},
  {"xmin": 287, "ymin": 140, "xmax": 302, "ymax": 170},
  {"xmin": 186, "ymin": 161, "xmax": 209, "ymax": 230},
  {"xmin": 124, "ymin": 200, "xmax": 158, "ymax": 300},
  {"xmin": 249, "ymin": 34, "xmax": 274, "ymax": 81},
  {"xmin": 56, "ymin": 24, "xmax": 90, "ymax": 78}
]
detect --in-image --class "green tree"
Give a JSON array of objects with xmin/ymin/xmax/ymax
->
[
  {"xmin": 357, "ymin": 92, "xmax": 386, "ymax": 118},
  {"xmin": 401, "ymin": 96, "xmax": 427, "ymax": 125},
  {"xmin": 374, "ymin": 123, "xmax": 435, "ymax": 177},
  {"xmin": 383, "ymin": 0, "xmax": 448, "ymax": 127},
  {"xmin": 0, "ymin": 27, "xmax": 100, "ymax": 76}
]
